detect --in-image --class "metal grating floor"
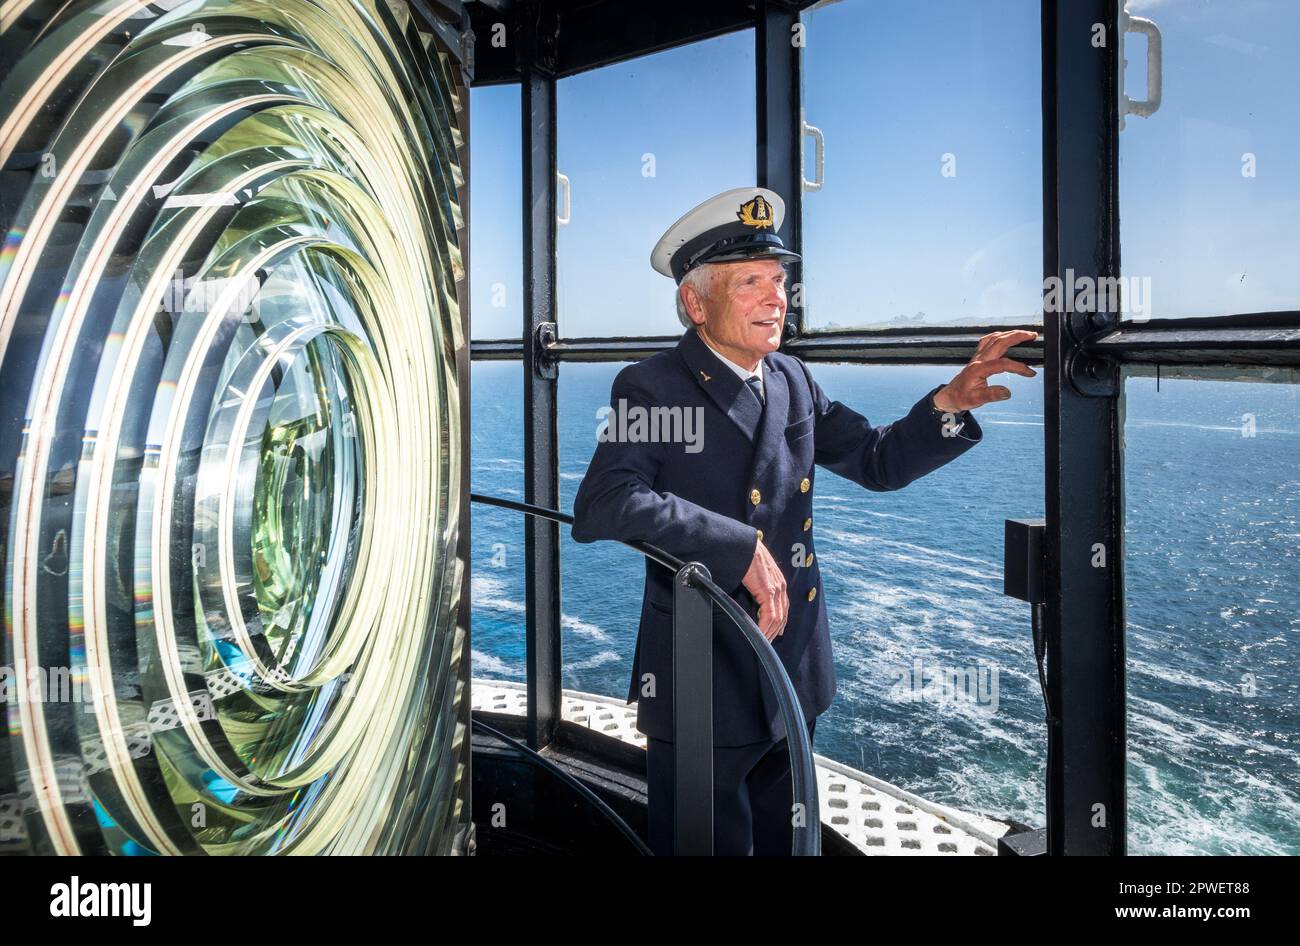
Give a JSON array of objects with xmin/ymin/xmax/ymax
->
[{"xmin": 471, "ymin": 678, "xmax": 1012, "ymax": 856}]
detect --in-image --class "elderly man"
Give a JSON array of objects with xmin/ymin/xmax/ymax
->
[{"xmin": 571, "ymin": 187, "xmax": 1037, "ymax": 856}]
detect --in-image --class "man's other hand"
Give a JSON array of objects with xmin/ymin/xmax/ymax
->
[
  {"xmin": 933, "ymin": 329, "xmax": 1039, "ymax": 412},
  {"xmin": 742, "ymin": 535, "xmax": 788, "ymax": 641}
]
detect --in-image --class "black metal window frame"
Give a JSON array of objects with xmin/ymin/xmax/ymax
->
[{"xmin": 463, "ymin": 0, "xmax": 1300, "ymax": 855}]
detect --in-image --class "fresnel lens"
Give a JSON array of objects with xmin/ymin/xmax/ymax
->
[{"xmin": 0, "ymin": 0, "xmax": 470, "ymax": 855}]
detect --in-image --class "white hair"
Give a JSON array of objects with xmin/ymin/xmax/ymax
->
[{"xmin": 674, "ymin": 263, "xmax": 719, "ymax": 329}]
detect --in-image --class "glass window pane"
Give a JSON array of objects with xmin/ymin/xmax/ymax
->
[
  {"xmin": 805, "ymin": 365, "xmax": 1044, "ymax": 833},
  {"xmin": 557, "ymin": 33, "xmax": 756, "ymax": 339},
  {"xmin": 559, "ymin": 364, "xmax": 640, "ymax": 704},
  {"xmin": 471, "ymin": 362, "xmax": 527, "ymax": 683},
  {"xmin": 800, "ymin": 0, "xmax": 1042, "ymax": 330},
  {"xmin": 474, "ymin": 363, "xmax": 643, "ymax": 706},
  {"xmin": 1119, "ymin": 1, "xmax": 1300, "ymax": 319},
  {"xmin": 1123, "ymin": 374, "xmax": 1300, "ymax": 854},
  {"xmin": 470, "ymin": 85, "xmax": 524, "ymax": 340}
]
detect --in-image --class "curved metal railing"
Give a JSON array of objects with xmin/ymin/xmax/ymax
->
[
  {"xmin": 471, "ymin": 492, "xmax": 821, "ymax": 856},
  {"xmin": 471, "ymin": 717, "xmax": 654, "ymax": 855}
]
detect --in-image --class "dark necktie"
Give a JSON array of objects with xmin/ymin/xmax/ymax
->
[{"xmin": 744, "ymin": 375, "xmax": 764, "ymax": 409}]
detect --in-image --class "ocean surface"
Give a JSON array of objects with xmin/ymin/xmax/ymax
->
[{"xmin": 470, "ymin": 359, "xmax": 1299, "ymax": 856}]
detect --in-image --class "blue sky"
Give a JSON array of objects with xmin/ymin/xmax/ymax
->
[{"xmin": 469, "ymin": 0, "xmax": 1298, "ymax": 340}]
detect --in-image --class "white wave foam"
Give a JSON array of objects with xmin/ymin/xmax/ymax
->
[
  {"xmin": 561, "ymin": 614, "xmax": 610, "ymax": 642},
  {"xmin": 471, "ymin": 573, "xmax": 525, "ymax": 613},
  {"xmin": 471, "ymin": 650, "xmax": 517, "ymax": 676},
  {"xmin": 563, "ymin": 650, "xmax": 622, "ymax": 672}
]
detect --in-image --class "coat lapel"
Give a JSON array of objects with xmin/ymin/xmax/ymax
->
[{"xmin": 675, "ymin": 327, "xmax": 762, "ymax": 443}]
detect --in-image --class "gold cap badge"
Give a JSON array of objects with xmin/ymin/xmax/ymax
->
[{"xmin": 737, "ymin": 194, "xmax": 774, "ymax": 229}]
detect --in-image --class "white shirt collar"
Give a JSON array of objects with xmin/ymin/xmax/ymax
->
[{"xmin": 698, "ymin": 334, "xmax": 764, "ymax": 395}]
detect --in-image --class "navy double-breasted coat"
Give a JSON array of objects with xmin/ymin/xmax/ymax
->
[{"xmin": 571, "ymin": 326, "xmax": 982, "ymax": 746}]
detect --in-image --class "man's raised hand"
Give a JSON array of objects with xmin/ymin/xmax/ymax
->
[{"xmin": 933, "ymin": 329, "xmax": 1039, "ymax": 412}]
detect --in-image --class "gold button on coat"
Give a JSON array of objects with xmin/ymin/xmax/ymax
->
[
  {"xmin": 803, "ymin": 518, "xmax": 812, "ymax": 531},
  {"xmin": 806, "ymin": 553, "xmax": 814, "ymax": 567},
  {"xmin": 807, "ymin": 587, "xmax": 817, "ymax": 602},
  {"xmin": 750, "ymin": 488, "xmax": 761, "ymax": 505},
  {"xmin": 799, "ymin": 477, "xmax": 810, "ymax": 493},
  {"xmin": 756, "ymin": 529, "xmax": 764, "ymax": 542}
]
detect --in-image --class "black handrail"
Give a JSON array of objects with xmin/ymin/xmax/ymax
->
[{"xmin": 470, "ymin": 492, "xmax": 821, "ymax": 856}]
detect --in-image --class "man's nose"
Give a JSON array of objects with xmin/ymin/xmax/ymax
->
[{"xmin": 763, "ymin": 281, "xmax": 786, "ymax": 309}]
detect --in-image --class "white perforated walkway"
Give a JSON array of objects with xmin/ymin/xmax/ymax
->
[{"xmin": 472, "ymin": 678, "xmax": 1013, "ymax": 856}]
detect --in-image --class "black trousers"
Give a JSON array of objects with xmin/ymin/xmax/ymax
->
[{"xmin": 644, "ymin": 717, "xmax": 817, "ymax": 856}]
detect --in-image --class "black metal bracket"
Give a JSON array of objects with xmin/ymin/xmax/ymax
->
[
  {"xmin": 518, "ymin": 0, "xmax": 559, "ymax": 75},
  {"xmin": 1003, "ymin": 518, "xmax": 1046, "ymax": 605},
  {"xmin": 1066, "ymin": 346, "xmax": 1120, "ymax": 397},
  {"xmin": 1059, "ymin": 300, "xmax": 1123, "ymax": 398},
  {"xmin": 998, "ymin": 826, "xmax": 1047, "ymax": 856},
  {"xmin": 461, "ymin": 21, "xmax": 475, "ymax": 82},
  {"xmin": 533, "ymin": 321, "xmax": 558, "ymax": 379}
]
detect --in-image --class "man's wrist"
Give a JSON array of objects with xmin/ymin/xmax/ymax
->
[{"xmin": 930, "ymin": 385, "xmax": 962, "ymax": 415}]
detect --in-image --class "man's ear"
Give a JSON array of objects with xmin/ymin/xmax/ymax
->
[{"xmin": 680, "ymin": 283, "xmax": 706, "ymax": 326}]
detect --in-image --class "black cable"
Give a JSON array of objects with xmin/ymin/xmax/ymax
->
[
  {"xmin": 1031, "ymin": 601, "xmax": 1058, "ymax": 847},
  {"xmin": 1031, "ymin": 601, "xmax": 1052, "ymax": 721}
]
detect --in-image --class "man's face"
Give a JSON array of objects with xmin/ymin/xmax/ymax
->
[{"xmin": 685, "ymin": 257, "xmax": 788, "ymax": 368}]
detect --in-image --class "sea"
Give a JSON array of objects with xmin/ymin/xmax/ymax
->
[{"xmin": 469, "ymin": 358, "xmax": 1299, "ymax": 856}]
